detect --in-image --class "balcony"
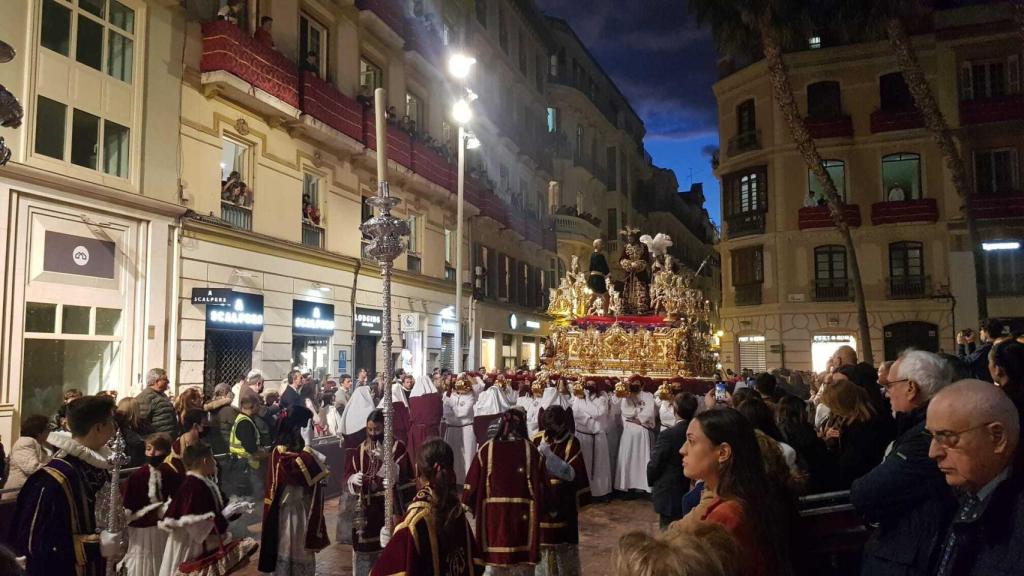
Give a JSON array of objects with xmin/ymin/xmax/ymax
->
[
  {"xmin": 298, "ymin": 71, "xmax": 365, "ymax": 145},
  {"xmin": 870, "ymin": 198, "xmax": 939, "ymax": 225},
  {"xmin": 798, "ymin": 205, "xmax": 861, "ymax": 230},
  {"xmin": 734, "ymin": 283, "xmax": 763, "ymax": 306},
  {"xmin": 805, "ymin": 115, "xmax": 853, "ymax": 139},
  {"xmin": 888, "ymin": 275, "xmax": 930, "ymax": 299},
  {"xmin": 971, "ymin": 192, "xmax": 1024, "ymax": 220},
  {"xmin": 870, "ymin": 108, "xmax": 924, "ymax": 133},
  {"xmin": 302, "ymin": 223, "xmax": 324, "ymax": 249},
  {"xmin": 727, "ymin": 130, "xmax": 761, "ymax": 156},
  {"xmin": 554, "ymin": 214, "xmax": 602, "ymax": 246},
  {"xmin": 814, "ymin": 278, "xmax": 851, "ymax": 302},
  {"xmin": 405, "ymin": 17, "xmax": 443, "ymax": 66},
  {"xmin": 726, "ymin": 211, "xmax": 766, "ymax": 238},
  {"xmin": 960, "ymin": 94, "xmax": 1024, "ymax": 125},
  {"xmin": 356, "ymin": 0, "xmax": 406, "ymax": 42},
  {"xmin": 200, "ymin": 21, "xmax": 299, "ymax": 116},
  {"xmin": 221, "ymin": 202, "xmax": 252, "ymax": 230}
]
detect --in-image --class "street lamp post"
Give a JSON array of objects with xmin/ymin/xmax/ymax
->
[{"xmin": 449, "ymin": 53, "xmax": 475, "ymax": 373}]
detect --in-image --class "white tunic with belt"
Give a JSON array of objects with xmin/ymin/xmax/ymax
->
[
  {"xmin": 658, "ymin": 398, "xmax": 678, "ymax": 431},
  {"xmin": 516, "ymin": 394, "xmax": 543, "ymax": 437},
  {"xmin": 572, "ymin": 392, "xmax": 612, "ymax": 498},
  {"xmin": 442, "ymin": 392, "xmax": 477, "ymax": 483},
  {"xmin": 614, "ymin": 391, "xmax": 657, "ymax": 492}
]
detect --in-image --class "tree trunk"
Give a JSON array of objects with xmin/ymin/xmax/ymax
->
[
  {"xmin": 759, "ymin": 20, "xmax": 875, "ymax": 365},
  {"xmin": 886, "ymin": 17, "xmax": 988, "ymax": 320}
]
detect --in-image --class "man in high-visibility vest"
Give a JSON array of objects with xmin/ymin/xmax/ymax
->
[{"xmin": 226, "ymin": 394, "xmax": 266, "ymax": 537}]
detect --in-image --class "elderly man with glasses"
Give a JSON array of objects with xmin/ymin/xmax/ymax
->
[
  {"xmin": 927, "ymin": 379, "xmax": 1023, "ymax": 575},
  {"xmin": 850, "ymin": 350, "xmax": 956, "ymax": 576}
]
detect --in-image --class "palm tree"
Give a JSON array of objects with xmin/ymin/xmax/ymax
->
[
  {"xmin": 838, "ymin": 1, "xmax": 989, "ymax": 318},
  {"xmin": 690, "ymin": 0, "xmax": 876, "ymax": 364}
]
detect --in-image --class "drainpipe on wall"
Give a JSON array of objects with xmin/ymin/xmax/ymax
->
[
  {"xmin": 167, "ymin": 223, "xmax": 183, "ymax": 392},
  {"xmin": 349, "ymin": 257, "xmax": 362, "ymax": 372}
]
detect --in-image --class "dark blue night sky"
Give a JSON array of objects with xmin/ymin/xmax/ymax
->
[{"xmin": 536, "ymin": 0, "xmax": 722, "ymax": 225}]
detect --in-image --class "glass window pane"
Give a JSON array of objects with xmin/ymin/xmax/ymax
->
[
  {"xmin": 108, "ymin": 0, "xmax": 134, "ymax": 33},
  {"xmin": 26, "ymin": 302, "xmax": 58, "ymax": 333},
  {"xmin": 62, "ymin": 305, "xmax": 91, "ymax": 334},
  {"xmin": 71, "ymin": 109, "xmax": 100, "ymax": 169},
  {"xmin": 76, "ymin": 16, "xmax": 104, "ymax": 70},
  {"xmin": 103, "ymin": 120, "xmax": 129, "ymax": 177},
  {"xmin": 21, "ymin": 339, "xmax": 122, "ymax": 422},
  {"xmin": 107, "ymin": 31, "xmax": 133, "ymax": 82},
  {"xmin": 95, "ymin": 307, "xmax": 121, "ymax": 336},
  {"xmin": 35, "ymin": 96, "xmax": 67, "ymax": 159},
  {"xmin": 41, "ymin": 0, "xmax": 72, "ymax": 56},
  {"xmin": 80, "ymin": 0, "xmax": 105, "ymax": 18}
]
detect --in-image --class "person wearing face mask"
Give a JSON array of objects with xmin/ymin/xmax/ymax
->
[
  {"xmin": 517, "ymin": 374, "xmax": 546, "ymax": 437},
  {"xmin": 377, "ymin": 374, "xmax": 415, "ymax": 448},
  {"xmin": 165, "ymin": 409, "xmax": 210, "ymax": 475},
  {"xmin": 615, "ymin": 376, "xmax": 657, "ymax": 494},
  {"xmin": 258, "ymin": 406, "xmax": 330, "ymax": 575},
  {"xmin": 119, "ymin": 432, "xmax": 182, "ymax": 576},
  {"xmin": 370, "ymin": 439, "xmax": 484, "ymax": 575},
  {"xmin": 573, "ymin": 378, "xmax": 612, "ymax": 499},
  {"xmin": 345, "ymin": 409, "xmax": 413, "ymax": 576}
]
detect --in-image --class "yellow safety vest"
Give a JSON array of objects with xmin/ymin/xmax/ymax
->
[{"xmin": 229, "ymin": 413, "xmax": 262, "ymax": 469}]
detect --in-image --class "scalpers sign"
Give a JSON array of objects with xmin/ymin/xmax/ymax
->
[
  {"xmin": 207, "ymin": 292, "xmax": 264, "ymax": 331},
  {"xmin": 293, "ymin": 300, "xmax": 336, "ymax": 335}
]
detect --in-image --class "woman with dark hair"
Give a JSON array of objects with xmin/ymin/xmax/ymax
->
[
  {"xmin": 776, "ymin": 395, "xmax": 836, "ymax": 493},
  {"xmin": 680, "ymin": 408, "xmax": 793, "ymax": 576},
  {"xmin": 990, "ymin": 338, "xmax": 1024, "ymax": 412},
  {"xmin": 736, "ymin": 398, "xmax": 797, "ymax": 473},
  {"xmin": 371, "ymin": 439, "xmax": 483, "ymax": 575},
  {"xmin": 116, "ymin": 397, "xmax": 148, "ymax": 467}
]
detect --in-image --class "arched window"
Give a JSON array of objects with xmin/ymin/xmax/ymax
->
[
  {"xmin": 807, "ymin": 81, "xmax": 842, "ymax": 120},
  {"xmin": 882, "ymin": 153, "xmax": 922, "ymax": 201},
  {"xmin": 808, "ymin": 159, "xmax": 846, "ymax": 203}
]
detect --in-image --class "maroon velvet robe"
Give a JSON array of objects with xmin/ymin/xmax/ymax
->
[
  {"xmin": 343, "ymin": 440, "xmax": 414, "ymax": 553},
  {"xmin": 408, "ymin": 392, "xmax": 443, "ymax": 464},
  {"xmin": 121, "ymin": 462, "xmax": 182, "ymax": 528},
  {"xmin": 370, "ymin": 485, "xmax": 485, "ymax": 576},
  {"xmin": 160, "ymin": 473, "xmax": 230, "ymax": 537},
  {"xmin": 531, "ymin": 433, "xmax": 591, "ymax": 546},
  {"xmin": 462, "ymin": 438, "xmax": 544, "ymax": 566},
  {"xmin": 258, "ymin": 446, "xmax": 330, "ymax": 572}
]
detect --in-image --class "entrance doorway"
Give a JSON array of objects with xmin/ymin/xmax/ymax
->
[
  {"xmin": 480, "ymin": 331, "xmax": 496, "ymax": 371},
  {"xmin": 354, "ymin": 334, "xmax": 379, "ymax": 378},
  {"xmin": 884, "ymin": 321, "xmax": 938, "ymax": 360},
  {"xmin": 811, "ymin": 334, "xmax": 856, "ymax": 374},
  {"xmin": 204, "ymin": 330, "xmax": 254, "ymax": 397},
  {"xmin": 292, "ymin": 335, "xmax": 330, "ymax": 381}
]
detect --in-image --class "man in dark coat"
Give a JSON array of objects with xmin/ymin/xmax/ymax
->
[
  {"xmin": 135, "ymin": 368, "xmax": 178, "ymax": 437},
  {"xmin": 927, "ymin": 379, "xmax": 1023, "ymax": 576},
  {"xmin": 957, "ymin": 318, "xmax": 1005, "ymax": 383},
  {"xmin": 646, "ymin": 392, "xmax": 698, "ymax": 529},
  {"xmin": 850, "ymin": 351, "xmax": 956, "ymax": 576}
]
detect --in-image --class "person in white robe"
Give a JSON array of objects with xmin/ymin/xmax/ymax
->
[
  {"xmin": 603, "ymin": 379, "xmax": 623, "ymax": 476},
  {"xmin": 656, "ymin": 380, "xmax": 683, "ymax": 432},
  {"xmin": 516, "ymin": 378, "xmax": 545, "ymax": 437},
  {"xmin": 571, "ymin": 379, "xmax": 612, "ymax": 498},
  {"xmin": 614, "ymin": 379, "xmax": 657, "ymax": 493},
  {"xmin": 473, "ymin": 380, "xmax": 515, "ymax": 446},
  {"xmin": 442, "ymin": 375, "xmax": 477, "ymax": 483}
]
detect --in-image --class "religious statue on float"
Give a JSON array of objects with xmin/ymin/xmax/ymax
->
[
  {"xmin": 618, "ymin": 227, "xmax": 652, "ymax": 314},
  {"xmin": 586, "ymin": 238, "xmax": 610, "ymax": 316}
]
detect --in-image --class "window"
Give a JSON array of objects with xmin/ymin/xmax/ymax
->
[
  {"xmin": 882, "ymin": 153, "xmax": 922, "ymax": 200},
  {"xmin": 71, "ymin": 109, "xmax": 100, "ymax": 169},
  {"xmin": 814, "ymin": 245, "xmax": 848, "ymax": 299},
  {"xmin": 498, "ymin": 8, "xmax": 508, "ymax": 53},
  {"xmin": 475, "ymin": 0, "xmax": 487, "ymax": 27},
  {"xmin": 498, "ymin": 253, "xmax": 510, "ymax": 300},
  {"xmin": 518, "ymin": 31, "xmax": 527, "ymax": 74},
  {"xmin": 360, "ymin": 196, "xmax": 374, "ymax": 255},
  {"xmin": 302, "ymin": 173, "xmax": 322, "ymax": 225},
  {"xmin": 103, "ymin": 120, "xmax": 129, "ymax": 177},
  {"xmin": 961, "ymin": 58, "xmax": 1020, "ymax": 101},
  {"xmin": 221, "ymin": 138, "xmax": 252, "ymax": 227},
  {"xmin": 732, "ymin": 246, "xmax": 763, "ymax": 286},
  {"xmin": 546, "ymin": 107, "xmax": 558, "ymax": 133},
  {"xmin": 575, "ymin": 125, "xmax": 584, "ymax": 158},
  {"xmin": 736, "ymin": 99, "xmax": 756, "ymax": 134},
  {"xmin": 550, "ymin": 51, "xmax": 560, "ymax": 77},
  {"xmin": 360, "ymin": 58, "xmax": 384, "ymax": 91},
  {"xmin": 300, "ymin": 13, "xmax": 328, "ymax": 79},
  {"xmin": 889, "ymin": 241, "xmax": 923, "ymax": 278},
  {"xmin": 607, "ymin": 147, "xmax": 618, "ymax": 190},
  {"xmin": 502, "ymin": 334, "xmax": 516, "ymax": 369},
  {"xmin": 499, "ymin": 164, "xmax": 509, "ymax": 195},
  {"xmin": 535, "ymin": 55, "xmax": 544, "ymax": 91},
  {"xmin": 442, "ymin": 18, "xmax": 454, "ymax": 46},
  {"xmin": 444, "ymin": 228, "xmax": 455, "ymax": 267},
  {"xmin": 808, "ymin": 36, "xmax": 822, "ymax": 49},
  {"xmin": 41, "ymin": 0, "xmax": 135, "ymax": 83},
  {"xmin": 880, "ymin": 72, "xmax": 914, "ymax": 111},
  {"xmin": 405, "ymin": 92, "xmax": 424, "ymax": 129},
  {"xmin": 34, "ymin": 96, "xmax": 67, "ymax": 159},
  {"xmin": 807, "ymin": 81, "xmax": 842, "ymax": 120},
  {"xmin": 808, "ymin": 159, "xmax": 846, "ymax": 202},
  {"xmin": 607, "ymin": 208, "xmax": 618, "ymax": 240},
  {"xmin": 724, "ymin": 168, "xmax": 767, "ymax": 216},
  {"xmin": 975, "ymin": 148, "xmax": 1020, "ymax": 196},
  {"xmin": 985, "ymin": 245, "xmax": 1024, "ymax": 296}
]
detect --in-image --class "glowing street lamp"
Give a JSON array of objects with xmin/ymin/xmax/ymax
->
[{"xmin": 448, "ymin": 53, "xmax": 476, "ymax": 80}]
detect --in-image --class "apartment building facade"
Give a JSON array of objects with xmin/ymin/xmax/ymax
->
[{"xmin": 714, "ymin": 2, "xmax": 1023, "ymax": 373}]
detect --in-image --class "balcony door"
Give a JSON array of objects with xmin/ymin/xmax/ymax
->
[
  {"xmin": 814, "ymin": 245, "xmax": 848, "ymax": 301},
  {"xmin": 889, "ymin": 241, "xmax": 924, "ymax": 298},
  {"xmin": 884, "ymin": 321, "xmax": 939, "ymax": 360}
]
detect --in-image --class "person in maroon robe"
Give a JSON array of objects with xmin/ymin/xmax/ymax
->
[
  {"xmin": 345, "ymin": 409, "xmax": 415, "ymax": 576},
  {"xmin": 120, "ymin": 432, "xmax": 182, "ymax": 576},
  {"xmin": 371, "ymin": 438, "xmax": 484, "ymax": 576},
  {"xmin": 531, "ymin": 406, "xmax": 591, "ymax": 576},
  {"xmin": 258, "ymin": 406, "xmax": 330, "ymax": 574},
  {"xmin": 462, "ymin": 408, "xmax": 545, "ymax": 574},
  {"xmin": 408, "ymin": 375, "xmax": 443, "ymax": 464}
]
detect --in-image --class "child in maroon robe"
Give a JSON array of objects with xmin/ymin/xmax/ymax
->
[
  {"xmin": 119, "ymin": 433, "xmax": 182, "ymax": 576},
  {"xmin": 371, "ymin": 438, "xmax": 484, "ymax": 576}
]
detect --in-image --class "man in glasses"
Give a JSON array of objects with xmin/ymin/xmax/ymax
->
[
  {"xmin": 928, "ymin": 379, "xmax": 1022, "ymax": 575},
  {"xmin": 851, "ymin": 350, "xmax": 954, "ymax": 576}
]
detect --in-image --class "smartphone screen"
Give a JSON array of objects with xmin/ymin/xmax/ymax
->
[{"xmin": 715, "ymin": 382, "xmax": 727, "ymax": 403}]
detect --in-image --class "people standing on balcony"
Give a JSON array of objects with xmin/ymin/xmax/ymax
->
[
  {"xmin": 803, "ymin": 190, "xmax": 819, "ymax": 208},
  {"xmin": 253, "ymin": 16, "xmax": 274, "ymax": 48},
  {"xmin": 217, "ymin": 0, "xmax": 242, "ymax": 25},
  {"xmin": 587, "ymin": 238, "xmax": 610, "ymax": 315},
  {"xmin": 385, "ymin": 106, "xmax": 398, "ymax": 125},
  {"xmin": 887, "ymin": 183, "xmax": 906, "ymax": 202},
  {"xmin": 357, "ymin": 85, "xmax": 373, "ymax": 107},
  {"xmin": 959, "ymin": 319, "xmax": 1006, "ymax": 382},
  {"xmin": 300, "ymin": 51, "xmax": 319, "ymax": 78}
]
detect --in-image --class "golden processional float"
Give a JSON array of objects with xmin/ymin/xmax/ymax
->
[{"xmin": 543, "ymin": 230, "xmax": 718, "ymax": 398}]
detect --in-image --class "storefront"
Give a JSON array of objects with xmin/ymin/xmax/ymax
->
[
  {"xmin": 354, "ymin": 307, "xmax": 383, "ymax": 377},
  {"xmin": 202, "ymin": 290, "xmax": 263, "ymax": 395},
  {"xmin": 471, "ymin": 303, "xmax": 550, "ymax": 371},
  {"xmin": 292, "ymin": 299, "xmax": 335, "ymax": 381}
]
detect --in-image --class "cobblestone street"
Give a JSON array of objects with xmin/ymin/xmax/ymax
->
[{"xmin": 236, "ymin": 496, "xmax": 657, "ymax": 575}]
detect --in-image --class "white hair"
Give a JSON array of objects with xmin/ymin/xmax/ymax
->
[
  {"xmin": 146, "ymin": 368, "xmax": 167, "ymax": 387},
  {"xmin": 894, "ymin": 350, "xmax": 952, "ymax": 402},
  {"xmin": 246, "ymin": 369, "xmax": 264, "ymax": 384}
]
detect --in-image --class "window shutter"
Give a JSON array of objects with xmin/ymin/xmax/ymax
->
[
  {"xmin": 1008, "ymin": 54, "xmax": 1020, "ymax": 94},
  {"xmin": 959, "ymin": 62, "xmax": 974, "ymax": 101}
]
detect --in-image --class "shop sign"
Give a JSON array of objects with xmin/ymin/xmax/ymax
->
[
  {"xmin": 441, "ymin": 319, "xmax": 457, "ymax": 333},
  {"xmin": 293, "ymin": 300, "xmax": 336, "ymax": 335},
  {"xmin": 207, "ymin": 292, "xmax": 264, "ymax": 331},
  {"xmin": 525, "ymin": 320, "xmax": 541, "ymax": 330},
  {"xmin": 43, "ymin": 231, "xmax": 116, "ymax": 279},
  {"xmin": 508, "ymin": 313, "xmax": 518, "ymax": 330},
  {"xmin": 356, "ymin": 307, "xmax": 383, "ymax": 336},
  {"xmin": 813, "ymin": 334, "xmax": 853, "ymax": 343},
  {"xmin": 191, "ymin": 287, "xmax": 232, "ymax": 306}
]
